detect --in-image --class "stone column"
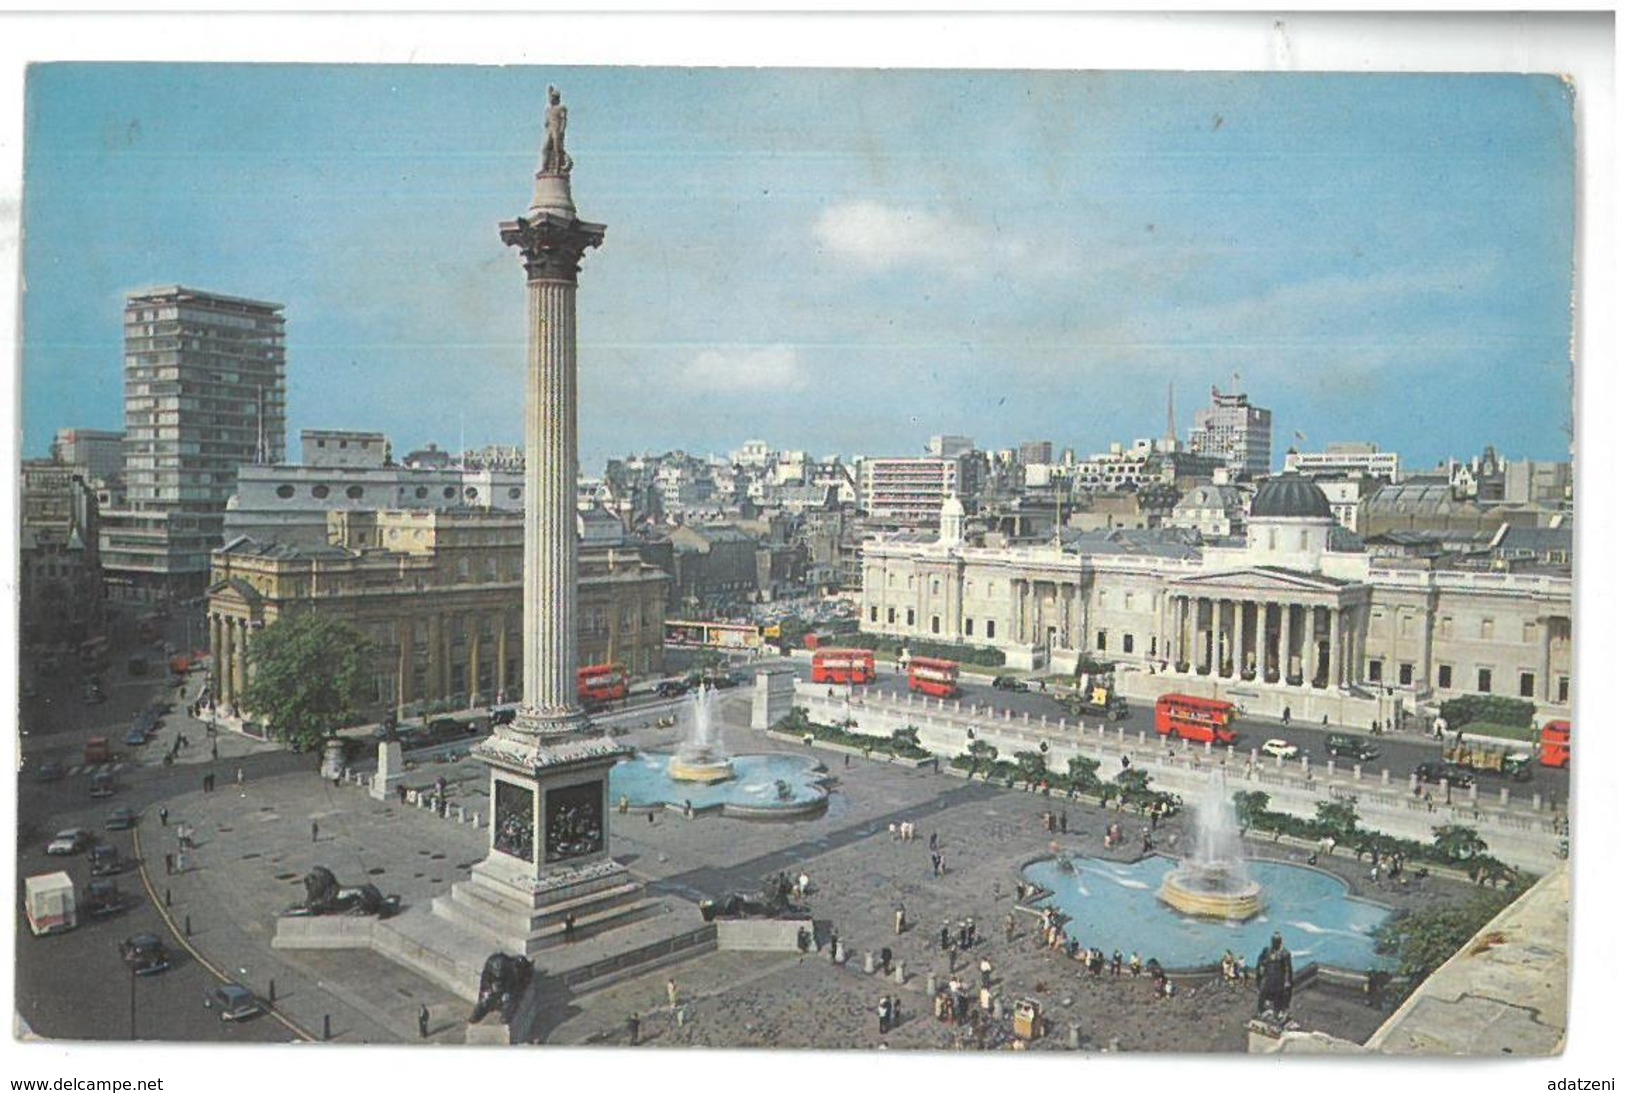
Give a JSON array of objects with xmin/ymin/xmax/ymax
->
[
  {"xmin": 1300, "ymin": 605, "xmax": 1316, "ymax": 688},
  {"xmin": 1251, "ymin": 600, "xmax": 1266, "ymax": 679},
  {"xmin": 468, "ymin": 614, "xmax": 482, "ymax": 706},
  {"xmin": 1329, "ymin": 606, "xmax": 1343, "ymax": 689},
  {"xmin": 396, "ymin": 619, "xmax": 413, "ymax": 712},
  {"xmin": 231, "ymin": 619, "xmax": 248, "ymax": 706},
  {"xmin": 427, "ymin": 615, "xmax": 443, "ymax": 702},
  {"xmin": 1275, "ymin": 602, "xmax": 1290, "ymax": 683},
  {"xmin": 501, "ymin": 183, "xmax": 605, "ymax": 733},
  {"xmin": 218, "ymin": 616, "xmax": 234, "ymax": 708},
  {"xmin": 1539, "ymin": 617, "xmax": 1552, "ymax": 702},
  {"xmin": 495, "ymin": 617, "xmax": 509, "ymax": 702},
  {"xmin": 1182, "ymin": 596, "xmax": 1196, "ymax": 668}
]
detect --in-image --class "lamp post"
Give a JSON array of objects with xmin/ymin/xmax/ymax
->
[{"xmin": 128, "ymin": 962, "xmax": 137, "ymax": 1040}]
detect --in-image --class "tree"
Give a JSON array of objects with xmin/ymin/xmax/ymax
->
[
  {"xmin": 242, "ymin": 613, "xmax": 371, "ymax": 752},
  {"xmin": 965, "ymin": 739, "xmax": 998, "ymax": 776},
  {"xmin": 1012, "ymin": 750, "xmax": 1049, "ymax": 788},
  {"xmin": 1066, "ymin": 754, "xmax": 1102, "ymax": 791},
  {"xmin": 891, "ymin": 725, "xmax": 921, "ymax": 750},
  {"xmin": 1374, "ymin": 889, "xmax": 1515, "ymax": 983},
  {"xmin": 1431, "ymin": 823, "xmax": 1488, "ymax": 864},
  {"xmin": 1232, "ymin": 791, "xmax": 1271, "ymax": 832},
  {"xmin": 1314, "ymin": 799, "xmax": 1361, "ymax": 844}
]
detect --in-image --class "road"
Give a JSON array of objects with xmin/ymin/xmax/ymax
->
[{"xmin": 780, "ymin": 659, "xmax": 1570, "ymax": 808}]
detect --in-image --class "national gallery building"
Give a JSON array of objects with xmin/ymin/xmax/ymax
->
[{"xmin": 859, "ymin": 476, "xmax": 1571, "ymax": 727}]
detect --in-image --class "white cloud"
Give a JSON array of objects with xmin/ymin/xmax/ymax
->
[
  {"xmin": 814, "ymin": 200, "xmax": 965, "ymax": 273},
  {"xmin": 684, "ymin": 344, "xmax": 807, "ymax": 392}
]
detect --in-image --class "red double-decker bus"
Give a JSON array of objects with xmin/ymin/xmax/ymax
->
[
  {"xmin": 1154, "ymin": 694, "xmax": 1238, "ymax": 745},
  {"xmin": 577, "ymin": 663, "xmax": 629, "ymax": 711},
  {"xmin": 811, "ymin": 648, "xmax": 876, "ymax": 686},
  {"xmin": 1539, "ymin": 720, "xmax": 1571, "ymax": 769},
  {"xmin": 907, "ymin": 656, "xmax": 961, "ymax": 699}
]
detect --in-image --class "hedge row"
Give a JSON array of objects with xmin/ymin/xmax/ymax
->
[
  {"xmin": 842, "ymin": 632, "xmax": 1007, "ymax": 668},
  {"xmin": 1438, "ymin": 695, "xmax": 1536, "ymax": 732},
  {"xmin": 774, "ymin": 707, "xmax": 933, "ymax": 760}
]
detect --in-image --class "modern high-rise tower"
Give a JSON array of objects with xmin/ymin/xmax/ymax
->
[
  {"xmin": 100, "ymin": 286, "xmax": 286, "ymax": 599},
  {"xmin": 1189, "ymin": 386, "xmax": 1272, "ymax": 480}
]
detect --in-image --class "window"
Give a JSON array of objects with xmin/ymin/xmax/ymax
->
[
  {"xmin": 931, "ymin": 579, "xmax": 941, "ymax": 596},
  {"xmin": 1399, "ymin": 662, "xmax": 1413, "ymax": 686},
  {"xmin": 415, "ymin": 486, "xmax": 428, "ymax": 499},
  {"xmin": 1368, "ymin": 659, "xmax": 1382, "ymax": 683},
  {"xmin": 1558, "ymin": 675, "xmax": 1569, "ymax": 703},
  {"xmin": 1122, "ymin": 634, "xmax": 1134, "ymax": 654},
  {"xmin": 1519, "ymin": 671, "xmax": 1535, "ymax": 698},
  {"xmin": 1267, "ymin": 528, "xmax": 1277, "ymax": 551},
  {"xmin": 311, "ymin": 484, "xmax": 330, "ymax": 500},
  {"xmin": 1096, "ymin": 630, "xmax": 1108, "ymax": 651},
  {"xmin": 1400, "ymin": 614, "xmax": 1413, "ymax": 638},
  {"xmin": 907, "ymin": 575, "xmax": 915, "ymax": 590},
  {"xmin": 1438, "ymin": 664, "xmax": 1453, "ymax": 689},
  {"xmin": 869, "ymin": 606, "xmax": 878, "ymax": 623},
  {"xmin": 888, "ymin": 573, "xmax": 896, "ymax": 588},
  {"xmin": 887, "ymin": 607, "xmax": 896, "ymax": 624},
  {"xmin": 1522, "ymin": 620, "xmax": 1537, "ymax": 643},
  {"xmin": 443, "ymin": 486, "xmax": 456, "ymax": 499},
  {"xmin": 1477, "ymin": 667, "xmax": 1493, "ymax": 693},
  {"xmin": 345, "ymin": 485, "xmax": 364, "ymax": 500},
  {"xmin": 987, "ymin": 582, "xmax": 995, "ymax": 597},
  {"xmin": 1439, "ymin": 616, "xmax": 1453, "ymax": 638},
  {"xmin": 1124, "ymin": 591, "xmax": 1134, "ymax": 611},
  {"xmin": 509, "ymin": 487, "xmax": 521, "ymax": 499},
  {"xmin": 986, "ymin": 620, "xmax": 996, "ymax": 639},
  {"xmin": 1480, "ymin": 617, "xmax": 1494, "ymax": 640},
  {"xmin": 965, "ymin": 618, "xmax": 974, "ymax": 636},
  {"xmin": 1298, "ymin": 530, "xmax": 1309, "ymax": 550},
  {"xmin": 906, "ymin": 609, "xmax": 915, "ymax": 627},
  {"xmin": 275, "ymin": 484, "xmax": 294, "ymax": 499},
  {"xmin": 931, "ymin": 615, "xmax": 941, "ymax": 635}
]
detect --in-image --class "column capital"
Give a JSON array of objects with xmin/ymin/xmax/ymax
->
[{"xmin": 500, "ymin": 211, "xmax": 606, "ymax": 283}]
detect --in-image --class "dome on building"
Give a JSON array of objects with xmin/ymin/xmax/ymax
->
[{"xmin": 1250, "ymin": 474, "xmax": 1333, "ymax": 520}]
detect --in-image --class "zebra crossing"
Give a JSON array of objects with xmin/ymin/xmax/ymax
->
[{"xmin": 61, "ymin": 761, "xmax": 129, "ymax": 779}]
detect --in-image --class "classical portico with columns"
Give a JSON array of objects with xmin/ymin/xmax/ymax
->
[{"xmin": 861, "ymin": 474, "xmax": 1572, "ymax": 727}]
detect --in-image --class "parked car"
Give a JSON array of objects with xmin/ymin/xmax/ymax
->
[
  {"xmin": 656, "ymin": 679, "xmax": 691, "ymax": 699},
  {"xmin": 120, "ymin": 933, "xmax": 172, "ymax": 976},
  {"xmin": 46, "ymin": 828, "xmax": 94, "ymax": 856},
  {"xmin": 203, "ymin": 983, "xmax": 264, "ymax": 1022},
  {"xmin": 1259, "ymin": 739, "xmax": 1301, "ymax": 760},
  {"xmin": 105, "ymin": 806, "xmax": 139, "ymax": 831},
  {"xmin": 426, "ymin": 717, "xmax": 478, "ymax": 744},
  {"xmin": 123, "ymin": 726, "xmax": 152, "ymax": 747},
  {"xmin": 1325, "ymin": 733, "xmax": 1381, "ymax": 762},
  {"xmin": 33, "ymin": 760, "xmax": 65, "ymax": 784},
  {"xmin": 1414, "ymin": 761, "xmax": 1476, "ymax": 789},
  {"xmin": 992, "ymin": 675, "xmax": 1030, "ymax": 692}
]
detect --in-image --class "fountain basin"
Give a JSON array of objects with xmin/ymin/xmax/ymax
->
[
  {"xmin": 667, "ymin": 754, "xmax": 735, "ymax": 784},
  {"xmin": 610, "ymin": 751, "xmax": 830, "ymax": 819},
  {"xmin": 1022, "ymin": 854, "xmax": 1394, "ymax": 972},
  {"xmin": 1159, "ymin": 862, "xmax": 1264, "ymax": 921}
]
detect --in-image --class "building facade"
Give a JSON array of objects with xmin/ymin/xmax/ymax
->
[
  {"xmin": 859, "ymin": 455, "xmax": 974, "ymax": 528},
  {"xmin": 19, "ymin": 460, "xmax": 103, "ymax": 650},
  {"xmin": 205, "ymin": 508, "xmax": 668, "ymax": 722},
  {"xmin": 860, "ymin": 475, "xmax": 1571, "ymax": 725},
  {"xmin": 1284, "ymin": 443, "xmax": 1401, "ymax": 483},
  {"xmin": 101, "ymin": 287, "xmax": 287, "ymax": 600},
  {"xmin": 1190, "ymin": 388, "xmax": 1272, "ymax": 479},
  {"xmin": 51, "ymin": 428, "xmax": 125, "ymax": 487}
]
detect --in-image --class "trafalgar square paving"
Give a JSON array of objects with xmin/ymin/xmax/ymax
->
[{"xmin": 118, "ymin": 687, "xmax": 1476, "ymax": 1050}]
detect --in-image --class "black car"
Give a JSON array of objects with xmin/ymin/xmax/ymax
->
[
  {"xmin": 488, "ymin": 706, "xmax": 519, "ymax": 727},
  {"xmin": 203, "ymin": 983, "xmax": 264, "ymax": 1022},
  {"xmin": 89, "ymin": 844, "xmax": 123, "ymax": 876},
  {"xmin": 426, "ymin": 717, "xmax": 477, "ymax": 744},
  {"xmin": 105, "ymin": 806, "xmax": 139, "ymax": 831},
  {"xmin": 992, "ymin": 675, "xmax": 1030, "ymax": 692},
  {"xmin": 120, "ymin": 933, "xmax": 172, "ymax": 975},
  {"xmin": 1414, "ymin": 761, "xmax": 1475, "ymax": 789},
  {"xmin": 1326, "ymin": 734, "xmax": 1381, "ymax": 762},
  {"xmin": 656, "ymin": 679, "xmax": 691, "ymax": 699},
  {"xmin": 33, "ymin": 760, "xmax": 65, "ymax": 783},
  {"xmin": 83, "ymin": 878, "xmax": 127, "ymax": 917}
]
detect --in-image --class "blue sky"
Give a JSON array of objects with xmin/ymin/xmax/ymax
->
[{"xmin": 20, "ymin": 65, "xmax": 1575, "ymax": 472}]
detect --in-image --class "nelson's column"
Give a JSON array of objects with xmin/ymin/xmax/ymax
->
[{"xmin": 439, "ymin": 86, "xmax": 643, "ymax": 955}]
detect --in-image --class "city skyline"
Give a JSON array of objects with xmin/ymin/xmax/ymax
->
[{"xmin": 19, "ymin": 66, "xmax": 1574, "ymax": 475}]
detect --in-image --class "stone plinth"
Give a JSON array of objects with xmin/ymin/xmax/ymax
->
[
  {"xmin": 370, "ymin": 740, "xmax": 405, "ymax": 800},
  {"xmin": 751, "ymin": 663, "xmax": 799, "ymax": 729}
]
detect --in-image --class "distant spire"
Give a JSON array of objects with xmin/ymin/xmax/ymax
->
[{"xmin": 1165, "ymin": 381, "xmax": 1176, "ymax": 446}]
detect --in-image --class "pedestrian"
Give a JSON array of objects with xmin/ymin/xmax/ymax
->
[
  {"xmin": 564, "ymin": 912, "xmax": 576, "ymax": 942},
  {"xmin": 979, "ymin": 956, "xmax": 993, "ymax": 989},
  {"xmin": 1060, "ymin": 811, "xmax": 1068, "ymax": 834},
  {"xmin": 417, "ymin": 1003, "xmax": 430, "ymax": 1039},
  {"xmin": 627, "ymin": 1011, "xmax": 640, "ymax": 1046},
  {"xmin": 236, "ymin": 766, "xmax": 244, "ymax": 786},
  {"xmin": 940, "ymin": 923, "xmax": 951, "ymax": 951},
  {"xmin": 1112, "ymin": 949, "xmax": 1123, "ymax": 977},
  {"xmin": 877, "ymin": 995, "xmax": 890, "ymax": 1034},
  {"xmin": 311, "ymin": 820, "xmax": 319, "ymax": 843},
  {"xmin": 666, "ymin": 978, "xmax": 679, "ymax": 1010},
  {"xmin": 797, "ymin": 871, "xmax": 810, "ymax": 898},
  {"xmin": 829, "ymin": 930, "xmax": 840, "ymax": 964},
  {"xmin": 895, "ymin": 906, "xmax": 906, "ymax": 935},
  {"xmin": 176, "ymin": 851, "xmax": 188, "ymax": 873},
  {"xmin": 211, "ymin": 741, "xmax": 219, "ymax": 761},
  {"xmin": 203, "ymin": 773, "xmax": 214, "ymax": 793},
  {"xmin": 164, "ymin": 852, "xmax": 174, "ymax": 876},
  {"xmin": 928, "ymin": 831, "xmax": 938, "ymax": 852},
  {"xmin": 159, "ymin": 806, "xmax": 169, "ymax": 827},
  {"xmin": 1005, "ymin": 912, "xmax": 1017, "ymax": 942}
]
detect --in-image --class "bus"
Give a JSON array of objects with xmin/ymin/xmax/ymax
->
[
  {"xmin": 1154, "ymin": 694, "xmax": 1238, "ymax": 745},
  {"xmin": 1539, "ymin": 720, "xmax": 1571, "ymax": 769},
  {"xmin": 577, "ymin": 663, "xmax": 629, "ymax": 712},
  {"xmin": 907, "ymin": 657, "xmax": 961, "ymax": 699},
  {"xmin": 663, "ymin": 619, "xmax": 764, "ymax": 651},
  {"xmin": 811, "ymin": 648, "xmax": 876, "ymax": 686}
]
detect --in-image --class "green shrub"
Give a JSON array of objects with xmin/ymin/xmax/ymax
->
[{"xmin": 1438, "ymin": 696, "xmax": 1535, "ymax": 731}]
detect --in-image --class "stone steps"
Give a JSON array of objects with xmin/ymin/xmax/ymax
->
[{"xmin": 431, "ymin": 876, "xmax": 651, "ymax": 957}]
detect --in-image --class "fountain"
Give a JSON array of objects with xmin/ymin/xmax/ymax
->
[
  {"xmin": 1158, "ymin": 773, "xmax": 1263, "ymax": 921},
  {"xmin": 667, "ymin": 686, "xmax": 736, "ymax": 784}
]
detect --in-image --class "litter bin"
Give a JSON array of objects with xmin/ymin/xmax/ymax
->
[{"xmin": 1012, "ymin": 997, "xmax": 1043, "ymax": 1041}]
